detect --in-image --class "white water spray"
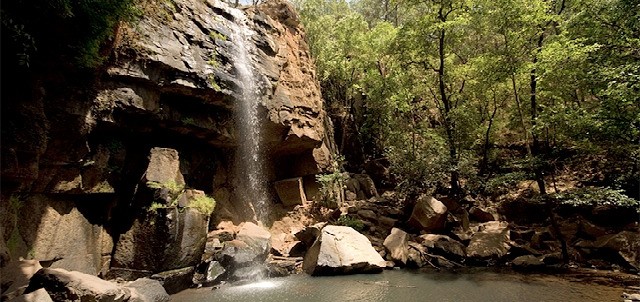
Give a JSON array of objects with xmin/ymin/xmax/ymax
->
[{"xmin": 227, "ymin": 6, "xmax": 269, "ymax": 222}]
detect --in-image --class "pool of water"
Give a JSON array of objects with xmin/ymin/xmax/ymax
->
[{"xmin": 171, "ymin": 269, "xmax": 626, "ymax": 302}]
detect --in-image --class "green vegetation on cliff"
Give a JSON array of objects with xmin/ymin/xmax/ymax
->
[{"xmin": 1, "ymin": 0, "xmax": 139, "ymax": 69}]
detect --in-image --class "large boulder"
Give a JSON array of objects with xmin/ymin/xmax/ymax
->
[
  {"xmin": 303, "ymin": 225, "xmax": 385, "ymax": 275},
  {"xmin": 417, "ymin": 234, "xmax": 466, "ymax": 259},
  {"xmin": 511, "ymin": 255, "xmax": 544, "ymax": 269},
  {"xmin": 6, "ymin": 195, "xmax": 113, "ymax": 276},
  {"xmin": 1, "ymin": 260, "xmax": 43, "ymax": 301},
  {"xmin": 469, "ymin": 207, "xmax": 495, "ymax": 222},
  {"xmin": 408, "ymin": 195, "xmax": 448, "ymax": 232},
  {"xmin": 587, "ymin": 231, "xmax": 639, "ymax": 270},
  {"xmin": 26, "ymin": 268, "xmax": 130, "ymax": 302},
  {"xmin": 274, "ymin": 177, "xmax": 307, "ymax": 206},
  {"xmin": 111, "ymin": 207, "xmax": 208, "ymax": 275},
  {"xmin": 143, "ymin": 148, "xmax": 185, "ymax": 188},
  {"xmin": 123, "ymin": 278, "xmax": 170, "ymax": 302},
  {"xmin": 8, "ymin": 288, "xmax": 53, "ymax": 302},
  {"xmin": 383, "ymin": 228, "xmax": 409, "ymax": 265},
  {"xmin": 235, "ymin": 222, "xmax": 272, "ymax": 261},
  {"xmin": 466, "ymin": 221, "xmax": 511, "ymax": 259},
  {"xmin": 216, "ymin": 222, "xmax": 271, "ymax": 280}
]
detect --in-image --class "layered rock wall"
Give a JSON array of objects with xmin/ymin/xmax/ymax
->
[{"xmin": 1, "ymin": 0, "xmax": 333, "ymax": 277}]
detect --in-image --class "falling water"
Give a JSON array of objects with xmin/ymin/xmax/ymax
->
[{"xmin": 228, "ymin": 6, "xmax": 269, "ymax": 222}]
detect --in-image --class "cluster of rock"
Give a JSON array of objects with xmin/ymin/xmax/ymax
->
[
  {"xmin": 198, "ymin": 218, "xmax": 387, "ymax": 282},
  {"xmin": 1, "ymin": 260, "xmax": 169, "ymax": 302},
  {"xmin": 336, "ymin": 192, "xmax": 639, "ymax": 273}
]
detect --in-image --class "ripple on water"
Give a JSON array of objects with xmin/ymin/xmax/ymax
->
[{"xmin": 171, "ymin": 269, "xmax": 627, "ymax": 302}]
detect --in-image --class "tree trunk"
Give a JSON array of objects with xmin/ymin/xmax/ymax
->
[
  {"xmin": 437, "ymin": 27, "xmax": 460, "ymax": 195},
  {"xmin": 530, "ymin": 34, "xmax": 546, "ymax": 195}
]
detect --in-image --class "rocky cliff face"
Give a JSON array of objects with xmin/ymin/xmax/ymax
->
[{"xmin": 1, "ymin": 0, "xmax": 333, "ymax": 277}]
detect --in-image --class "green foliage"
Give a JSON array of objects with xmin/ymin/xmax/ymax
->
[
  {"xmin": 181, "ymin": 117, "xmax": 198, "ymax": 127},
  {"xmin": 190, "ymin": 194, "xmax": 216, "ymax": 216},
  {"xmin": 146, "ymin": 180, "xmax": 185, "ymax": 206},
  {"xmin": 553, "ymin": 187, "xmax": 640, "ymax": 213},
  {"xmin": 297, "ymin": 0, "xmax": 640, "ymax": 200},
  {"xmin": 334, "ymin": 215, "xmax": 365, "ymax": 232},
  {"xmin": 483, "ymin": 172, "xmax": 530, "ymax": 195},
  {"xmin": 316, "ymin": 155, "xmax": 346, "ymax": 208},
  {"xmin": 208, "ymin": 30, "xmax": 227, "ymax": 41},
  {"xmin": 208, "ymin": 74, "xmax": 222, "ymax": 92},
  {"xmin": 2, "ymin": 0, "xmax": 140, "ymax": 69}
]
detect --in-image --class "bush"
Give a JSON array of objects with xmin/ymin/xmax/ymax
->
[
  {"xmin": 483, "ymin": 171, "xmax": 530, "ymax": 195},
  {"xmin": 334, "ymin": 215, "xmax": 365, "ymax": 232},
  {"xmin": 316, "ymin": 155, "xmax": 345, "ymax": 208},
  {"xmin": 553, "ymin": 187, "xmax": 640, "ymax": 213},
  {"xmin": 2, "ymin": 0, "xmax": 139, "ymax": 69},
  {"xmin": 190, "ymin": 195, "xmax": 216, "ymax": 216}
]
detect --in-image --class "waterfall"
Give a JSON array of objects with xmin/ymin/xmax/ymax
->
[{"xmin": 227, "ymin": 6, "xmax": 269, "ymax": 223}]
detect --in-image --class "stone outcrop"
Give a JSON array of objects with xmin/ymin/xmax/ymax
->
[
  {"xmin": 110, "ymin": 148, "xmax": 208, "ymax": 286},
  {"xmin": 24, "ymin": 268, "xmax": 169, "ymax": 302},
  {"xmin": 418, "ymin": 234, "xmax": 466, "ymax": 259},
  {"xmin": 383, "ymin": 228, "xmax": 409, "ymax": 265},
  {"xmin": 344, "ymin": 173, "xmax": 379, "ymax": 201},
  {"xmin": 27, "ymin": 268, "xmax": 131, "ymax": 302},
  {"xmin": 408, "ymin": 195, "xmax": 448, "ymax": 232},
  {"xmin": 303, "ymin": 225, "xmax": 386, "ymax": 275},
  {"xmin": 1, "ymin": 260, "xmax": 43, "ymax": 301},
  {"xmin": 9, "ymin": 288, "xmax": 53, "ymax": 302},
  {"xmin": 467, "ymin": 221, "xmax": 511, "ymax": 259},
  {"xmin": 274, "ymin": 177, "xmax": 307, "ymax": 206}
]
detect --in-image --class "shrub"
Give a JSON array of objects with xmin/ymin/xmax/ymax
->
[
  {"xmin": 553, "ymin": 187, "xmax": 640, "ymax": 213},
  {"xmin": 483, "ymin": 171, "xmax": 530, "ymax": 195},
  {"xmin": 190, "ymin": 195, "xmax": 216, "ymax": 216},
  {"xmin": 316, "ymin": 155, "xmax": 345, "ymax": 208},
  {"xmin": 335, "ymin": 215, "xmax": 365, "ymax": 232}
]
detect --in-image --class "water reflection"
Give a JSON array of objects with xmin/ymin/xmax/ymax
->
[{"xmin": 172, "ymin": 269, "xmax": 625, "ymax": 302}]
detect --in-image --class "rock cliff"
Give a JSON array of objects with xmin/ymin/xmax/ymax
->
[{"xmin": 1, "ymin": 0, "xmax": 334, "ymax": 279}]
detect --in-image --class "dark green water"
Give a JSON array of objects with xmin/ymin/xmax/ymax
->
[{"xmin": 171, "ymin": 269, "xmax": 624, "ymax": 302}]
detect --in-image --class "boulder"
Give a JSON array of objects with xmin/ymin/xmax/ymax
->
[
  {"xmin": 417, "ymin": 234, "xmax": 466, "ymax": 259},
  {"xmin": 406, "ymin": 242, "xmax": 427, "ymax": 268},
  {"xmin": 382, "ymin": 228, "xmax": 409, "ymax": 265},
  {"xmin": 274, "ymin": 177, "xmax": 307, "ymax": 206},
  {"xmin": 592, "ymin": 231, "xmax": 639, "ymax": 270},
  {"xmin": 469, "ymin": 207, "xmax": 495, "ymax": 222},
  {"xmin": 271, "ymin": 240, "xmax": 306, "ymax": 257},
  {"xmin": 512, "ymin": 255, "xmax": 544, "ymax": 269},
  {"xmin": 26, "ymin": 268, "xmax": 130, "ymax": 302},
  {"xmin": 303, "ymin": 225, "xmax": 386, "ymax": 275},
  {"xmin": 344, "ymin": 174, "xmax": 379, "ymax": 201},
  {"xmin": 235, "ymin": 222, "xmax": 271, "ymax": 260},
  {"xmin": 124, "ymin": 278, "xmax": 170, "ymax": 302},
  {"xmin": 294, "ymin": 223, "xmax": 326, "ymax": 247},
  {"xmin": 467, "ymin": 221, "xmax": 511, "ymax": 259},
  {"xmin": 111, "ymin": 207, "xmax": 208, "ymax": 275},
  {"xmin": 143, "ymin": 148, "xmax": 185, "ymax": 187},
  {"xmin": 8, "ymin": 288, "xmax": 53, "ymax": 302},
  {"xmin": 1, "ymin": 260, "xmax": 43, "ymax": 301},
  {"xmin": 150, "ymin": 267, "xmax": 195, "ymax": 295},
  {"xmin": 357, "ymin": 210, "xmax": 377, "ymax": 221},
  {"xmin": 407, "ymin": 195, "xmax": 448, "ymax": 232},
  {"xmin": 7, "ymin": 195, "xmax": 114, "ymax": 276},
  {"xmin": 192, "ymin": 261, "xmax": 226, "ymax": 285},
  {"xmin": 622, "ymin": 292, "xmax": 640, "ymax": 302},
  {"xmin": 217, "ymin": 222, "xmax": 271, "ymax": 273}
]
